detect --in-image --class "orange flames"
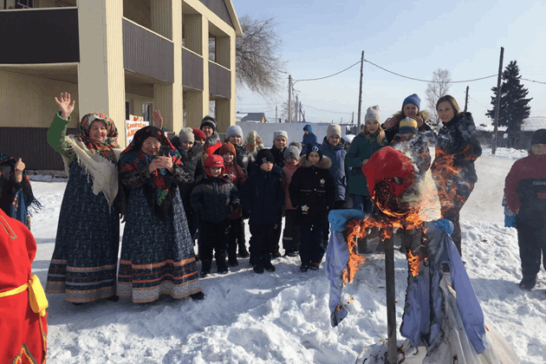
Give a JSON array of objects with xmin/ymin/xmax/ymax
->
[
  {"xmin": 407, "ymin": 250, "xmax": 421, "ymax": 277},
  {"xmin": 433, "ymin": 147, "xmax": 473, "ymax": 209}
]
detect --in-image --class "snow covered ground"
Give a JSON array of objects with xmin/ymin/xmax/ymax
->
[{"xmin": 30, "ymin": 148, "xmax": 545, "ymax": 364}]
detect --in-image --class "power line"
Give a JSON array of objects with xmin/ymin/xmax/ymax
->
[
  {"xmin": 294, "ymin": 61, "xmax": 361, "ymax": 83},
  {"xmin": 521, "ymin": 78, "xmax": 546, "ymax": 85},
  {"xmin": 305, "ymin": 104, "xmax": 353, "ymax": 115},
  {"xmin": 363, "ymin": 58, "xmax": 497, "ymax": 84}
]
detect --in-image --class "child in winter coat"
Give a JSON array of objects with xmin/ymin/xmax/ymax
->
[
  {"xmin": 269, "ymin": 130, "xmax": 288, "ymax": 257},
  {"xmin": 301, "ymin": 124, "xmax": 317, "ymax": 155},
  {"xmin": 281, "ymin": 142, "xmax": 302, "ymax": 257},
  {"xmin": 219, "ymin": 142, "xmax": 247, "ymax": 267},
  {"xmin": 241, "ymin": 149, "xmax": 285, "ymax": 274},
  {"xmin": 191, "ymin": 155, "xmax": 240, "ymax": 277},
  {"xmin": 504, "ymin": 129, "xmax": 546, "ymax": 291},
  {"xmin": 345, "ymin": 106, "xmax": 387, "ymax": 214},
  {"xmin": 171, "ymin": 127, "xmax": 204, "ymax": 241},
  {"xmin": 289, "ymin": 143, "xmax": 335, "ymax": 272}
]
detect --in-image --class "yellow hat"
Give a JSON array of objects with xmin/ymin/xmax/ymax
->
[{"xmin": 399, "ymin": 118, "xmax": 418, "ymax": 134}]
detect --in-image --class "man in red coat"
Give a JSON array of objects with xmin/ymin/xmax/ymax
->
[
  {"xmin": 505, "ymin": 129, "xmax": 546, "ymax": 291},
  {"xmin": 0, "ymin": 209, "xmax": 48, "ymax": 363}
]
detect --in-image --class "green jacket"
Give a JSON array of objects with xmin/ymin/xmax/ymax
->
[
  {"xmin": 344, "ymin": 132, "xmax": 385, "ymax": 196},
  {"xmin": 47, "ymin": 112, "xmax": 75, "ymax": 163}
]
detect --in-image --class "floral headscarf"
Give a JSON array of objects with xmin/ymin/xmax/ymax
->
[
  {"xmin": 120, "ymin": 126, "xmax": 183, "ymax": 218},
  {"xmin": 244, "ymin": 131, "xmax": 264, "ymax": 156},
  {"xmin": 76, "ymin": 112, "xmax": 119, "ymax": 162}
]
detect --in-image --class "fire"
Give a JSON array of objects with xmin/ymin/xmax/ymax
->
[
  {"xmin": 407, "ymin": 250, "xmax": 421, "ymax": 277},
  {"xmin": 342, "ymin": 220, "xmax": 367, "ymax": 284}
]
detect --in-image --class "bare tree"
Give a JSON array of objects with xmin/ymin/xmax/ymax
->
[
  {"xmin": 280, "ymin": 97, "xmax": 298, "ymax": 123},
  {"xmin": 425, "ymin": 68, "xmax": 451, "ymax": 127},
  {"xmin": 236, "ymin": 15, "xmax": 285, "ymax": 97}
]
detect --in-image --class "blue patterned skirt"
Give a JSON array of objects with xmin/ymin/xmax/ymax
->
[
  {"xmin": 46, "ymin": 162, "xmax": 120, "ymax": 303},
  {"xmin": 118, "ymin": 187, "xmax": 200, "ymax": 303}
]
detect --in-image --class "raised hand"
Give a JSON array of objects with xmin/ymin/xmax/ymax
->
[
  {"xmin": 152, "ymin": 110, "xmax": 163, "ymax": 129},
  {"xmin": 414, "ymin": 115, "xmax": 424, "ymax": 127},
  {"xmin": 55, "ymin": 92, "xmax": 76, "ymax": 120},
  {"xmin": 383, "ymin": 117, "xmax": 397, "ymax": 129},
  {"xmin": 14, "ymin": 158, "xmax": 25, "ymax": 182}
]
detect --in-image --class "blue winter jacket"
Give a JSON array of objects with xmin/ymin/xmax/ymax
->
[
  {"xmin": 301, "ymin": 125, "xmax": 317, "ymax": 155},
  {"xmin": 241, "ymin": 165, "xmax": 285, "ymax": 225},
  {"xmin": 321, "ymin": 137, "xmax": 349, "ymax": 202}
]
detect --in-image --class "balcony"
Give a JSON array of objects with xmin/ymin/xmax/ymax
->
[
  {"xmin": 209, "ymin": 61, "xmax": 231, "ymax": 99},
  {"xmin": 0, "ymin": 7, "xmax": 79, "ymax": 64}
]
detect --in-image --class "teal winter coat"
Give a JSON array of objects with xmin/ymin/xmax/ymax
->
[{"xmin": 344, "ymin": 132, "xmax": 386, "ymax": 196}]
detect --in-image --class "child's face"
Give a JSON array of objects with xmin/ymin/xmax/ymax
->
[
  {"xmin": 209, "ymin": 167, "xmax": 222, "ymax": 177},
  {"xmin": 365, "ymin": 120, "xmax": 379, "ymax": 134},
  {"xmin": 398, "ymin": 133, "xmax": 415, "ymax": 141},
  {"xmin": 260, "ymin": 162, "xmax": 274, "ymax": 172},
  {"xmin": 304, "ymin": 130, "xmax": 310, "ymax": 135},
  {"xmin": 285, "ymin": 157, "xmax": 297, "ymax": 165},
  {"xmin": 328, "ymin": 134, "xmax": 341, "ymax": 146},
  {"xmin": 531, "ymin": 144, "xmax": 546, "ymax": 155},
  {"xmin": 274, "ymin": 137, "xmax": 286, "ymax": 150},
  {"xmin": 223, "ymin": 153, "xmax": 234, "ymax": 164},
  {"xmin": 202, "ymin": 126, "xmax": 213, "ymax": 137},
  {"xmin": 228, "ymin": 135, "xmax": 242, "ymax": 145},
  {"xmin": 307, "ymin": 151, "xmax": 320, "ymax": 165},
  {"xmin": 180, "ymin": 140, "xmax": 193, "ymax": 151},
  {"xmin": 344, "ymin": 142, "xmax": 351, "ymax": 151},
  {"xmin": 403, "ymin": 104, "xmax": 419, "ymax": 118}
]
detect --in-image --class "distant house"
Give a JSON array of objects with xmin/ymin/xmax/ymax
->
[
  {"xmin": 476, "ymin": 116, "xmax": 546, "ymax": 149},
  {"xmin": 241, "ymin": 113, "xmax": 267, "ymax": 123}
]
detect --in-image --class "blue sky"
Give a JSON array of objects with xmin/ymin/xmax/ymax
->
[{"xmin": 232, "ymin": 0, "xmax": 546, "ymax": 126}]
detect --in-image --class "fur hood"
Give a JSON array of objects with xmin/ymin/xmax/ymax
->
[
  {"xmin": 171, "ymin": 136, "xmax": 204, "ymax": 162},
  {"xmin": 391, "ymin": 109, "xmax": 431, "ymax": 123},
  {"xmin": 298, "ymin": 155, "xmax": 332, "ymax": 169},
  {"xmin": 205, "ymin": 131, "xmax": 221, "ymax": 147}
]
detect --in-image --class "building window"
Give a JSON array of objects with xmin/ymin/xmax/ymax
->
[
  {"xmin": 142, "ymin": 103, "xmax": 153, "ymax": 122},
  {"xmin": 15, "ymin": 0, "xmax": 34, "ymax": 8}
]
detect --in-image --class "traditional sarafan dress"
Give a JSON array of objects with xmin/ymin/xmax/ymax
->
[
  {"xmin": 0, "ymin": 205, "xmax": 48, "ymax": 364},
  {"xmin": 118, "ymin": 126, "xmax": 201, "ymax": 303},
  {"xmin": 0, "ymin": 154, "xmax": 40, "ymax": 228},
  {"xmin": 45, "ymin": 112, "xmax": 120, "ymax": 303}
]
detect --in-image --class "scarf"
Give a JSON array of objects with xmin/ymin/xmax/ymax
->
[
  {"xmin": 120, "ymin": 126, "xmax": 182, "ymax": 218},
  {"xmin": 75, "ymin": 112, "xmax": 119, "ymax": 163},
  {"xmin": 244, "ymin": 131, "xmax": 264, "ymax": 156}
]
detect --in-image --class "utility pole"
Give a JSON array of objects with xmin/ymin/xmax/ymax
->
[
  {"xmin": 275, "ymin": 106, "xmax": 278, "ymax": 123},
  {"xmin": 492, "ymin": 47, "xmax": 504, "ymax": 155},
  {"xmin": 357, "ymin": 50, "xmax": 364, "ymax": 133},
  {"xmin": 351, "ymin": 111, "xmax": 354, "ymax": 125},
  {"xmin": 294, "ymin": 94, "xmax": 299, "ymax": 123},
  {"xmin": 464, "ymin": 86, "xmax": 469, "ymax": 112},
  {"xmin": 288, "ymin": 75, "xmax": 292, "ymax": 124}
]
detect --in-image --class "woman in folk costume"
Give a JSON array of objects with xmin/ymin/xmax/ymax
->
[
  {"xmin": 118, "ymin": 126, "xmax": 203, "ymax": 303},
  {"xmin": 46, "ymin": 92, "xmax": 121, "ymax": 304},
  {"xmin": 0, "ymin": 155, "xmax": 40, "ymax": 228},
  {"xmin": 0, "ymin": 209, "xmax": 49, "ymax": 364},
  {"xmin": 244, "ymin": 130, "xmax": 265, "ymax": 157}
]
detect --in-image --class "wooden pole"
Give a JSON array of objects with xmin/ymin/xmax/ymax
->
[
  {"xmin": 464, "ymin": 86, "xmax": 469, "ymax": 112},
  {"xmin": 295, "ymin": 94, "xmax": 299, "ymax": 123},
  {"xmin": 492, "ymin": 47, "xmax": 504, "ymax": 155},
  {"xmin": 357, "ymin": 51, "xmax": 364, "ymax": 133},
  {"xmin": 385, "ymin": 234, "xmax": 398, "ymax": 364},
  {"xmin": 275, "ymin": 106, "xmax": 278, "ymax": 123},
  {"xmin": 288, "ymin": 75, "xmax": 292, "ymax": 123}
]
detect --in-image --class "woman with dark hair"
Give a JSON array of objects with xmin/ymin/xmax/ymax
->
[
  {"xmin": 431, "ymin": 95, "xmax": 482, "ymax": 256},
  {"xmin": 118, "ymin": 126, "xmax": 203, "ymax": 303},
  {"xmin": 0, "ymin": 155, "xmax": 39, "ymax": 228},
  {"xmin": 45, "ymin": 92, "xmax": 120, "ymax": 304},
  {"xmin": 382, "ymin": 94, "xmax": 432, "ymax": 143}
]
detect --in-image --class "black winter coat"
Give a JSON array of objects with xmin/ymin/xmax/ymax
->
[
  {"xmin": 241, "ymin": 165, "xmax": 284, "ymax": 225},
  {"xmin": 432, "ymin": 112, "xmax": 482, "ymax": 184},
  {"xmin": 171, "ymin": 136, "xmax": 204, "ymax": 181},
  {"xmin": 190, "ymin": 174, "xmax": 239, "ymax": 223},
  {"xmin": 289, "ymin": 156, "xmax": 335, "ymax": 225},
  {"xmin": 270, "ymin": 147, "xmax": 286, "ymax": 168}
]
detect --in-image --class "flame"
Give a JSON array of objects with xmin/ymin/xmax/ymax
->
[
  {"xmin": 433, "ymin": 147, "xmax": 473, "ymax": 210},
  {"xmin": 407, "ymin": 250, "xmax": 421, "ymax": 277}
]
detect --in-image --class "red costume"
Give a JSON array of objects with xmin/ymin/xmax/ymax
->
[{"xmin": 0, "ymin": 209, "xmax": 48, "ymax": 364}]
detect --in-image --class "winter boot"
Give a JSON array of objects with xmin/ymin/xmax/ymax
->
[
  {"xmin": 201, "ymin": 260, "xmax": 211, "ymax": 278},
  {"xmin": 271, "ymin": 247, "xmax": 282, "ymax": 259},
  {"xmin": 309, "ymin": 262, "xmax": 320, "ymax": 271},
  {"xmin": 262, "ymin": 254, "xmax": 276, "ymax": 272},
  {"xmin": 217, "ymin": 256, "xmax": 229, "ymax": 274},
  {"xmin": 228, "ymin": 252, "xmax": 239, "ymax": 267},
  {"xmin": 300, "ymin": 264, "xmax": 309, "ymax": 273},
  {"xmin": 190, "ymin": 291, "xmax": 205, "ymax": 300},
  {"xmin": 251, "ymin": 255, "xmax": 264, "ymax": 274},
  {"xmin": 518, "ymin": 276, "xmax": 536, "ymax": 291}
]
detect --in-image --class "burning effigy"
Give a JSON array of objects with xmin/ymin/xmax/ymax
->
[{"xmin": 325, "ymin": 146, "xmax": 519, "ymax": 364}]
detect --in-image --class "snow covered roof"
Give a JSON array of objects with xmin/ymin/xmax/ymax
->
[
  {"xmin": 521, "ymin": 117, "xmax": 546, "ymax": 131},
  {"xmin": 241, "ymin": 113, "xmax": 266, "ymax": 123}
]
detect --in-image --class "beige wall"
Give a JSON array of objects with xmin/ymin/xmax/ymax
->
[{"xmin": 0, "ymin": 70, "xmax": 80, "ymax": 128}]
